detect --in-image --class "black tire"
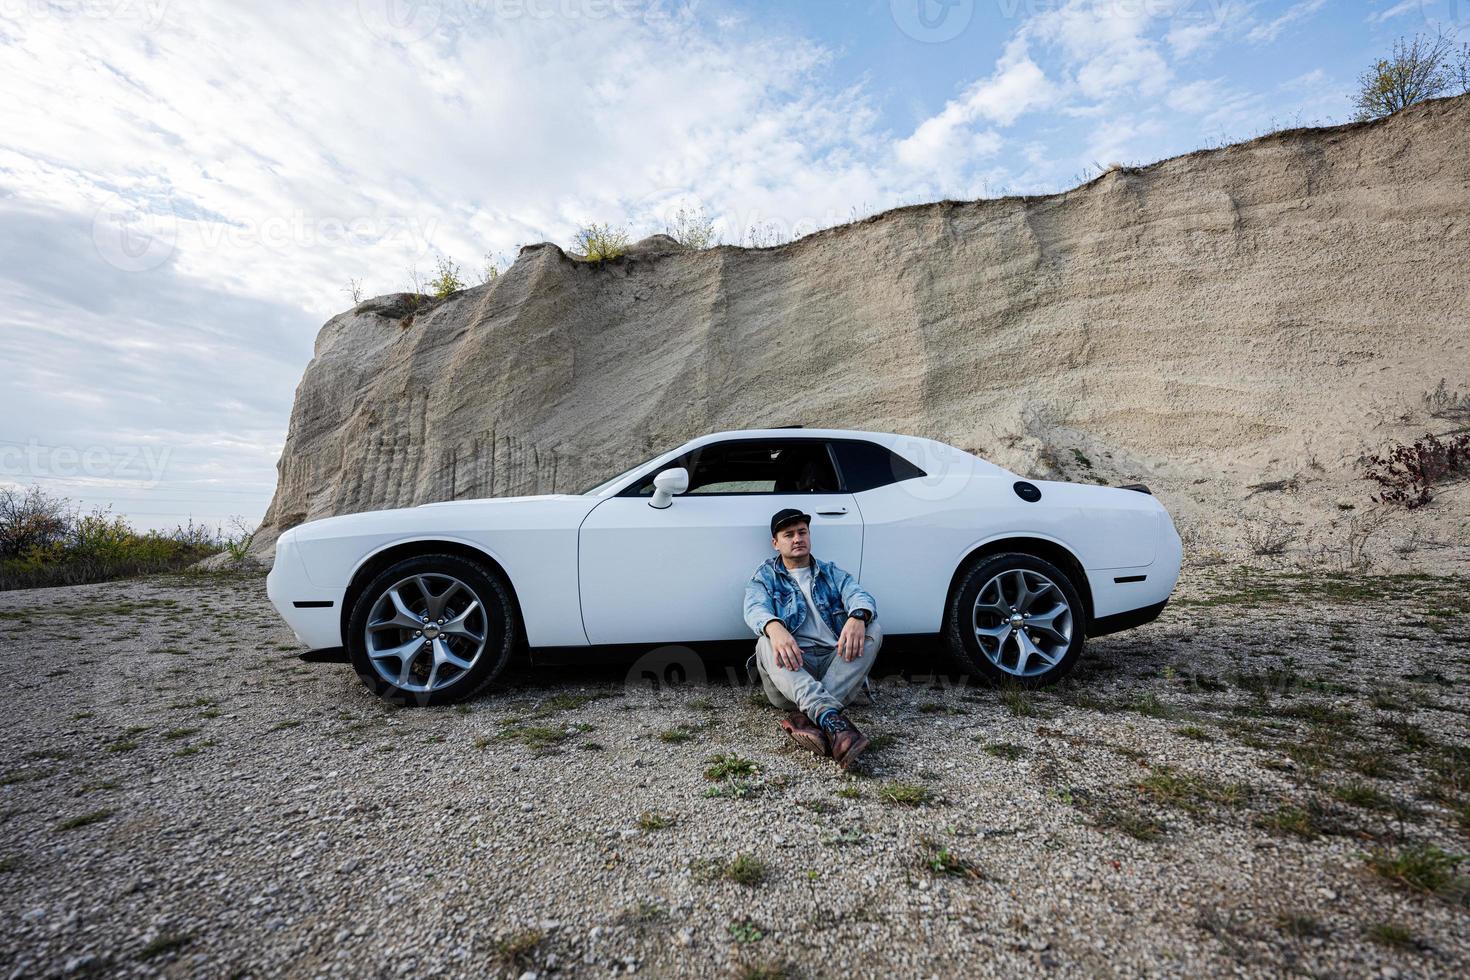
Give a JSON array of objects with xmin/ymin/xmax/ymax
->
[
  {"xmin": 346, "ymin": 553, "xmax": 517, "ymax": 706},
  {"xmin": 943, "ymin": 552, "xmax": 1086, "ymax": 688}
]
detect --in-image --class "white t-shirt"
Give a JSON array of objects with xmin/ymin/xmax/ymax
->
[{"xmin": 789, "ymin": 563, "xmax": 839, "ymax": 649}]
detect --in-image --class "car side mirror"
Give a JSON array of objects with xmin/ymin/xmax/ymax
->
[{"xmin": 648, "ymin": 467, "xmax": 689, "ymax": 509}]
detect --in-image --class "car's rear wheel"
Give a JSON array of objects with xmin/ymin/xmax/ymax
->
[
  {"xmin": 346, "ymin": 553, "xmax": 516, "ymax": 706},
  {"xmin": 943, "ymin": 553, "xmax": 1085, "ymax": 688}
]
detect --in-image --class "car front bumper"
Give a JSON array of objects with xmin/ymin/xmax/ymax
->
[{"xmin": 266, "ymin": 530, "xmax": 346, "ymax": 651}]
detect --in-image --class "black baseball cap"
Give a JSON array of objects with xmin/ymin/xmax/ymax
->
[{"xmin": 770, "ymin": 508, "xmax": 811, "ymax": 537}]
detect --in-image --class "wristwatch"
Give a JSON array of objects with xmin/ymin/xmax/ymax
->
[{"xmin": 847, "ymin": 609, "xmax": 872, "ymax": 623}]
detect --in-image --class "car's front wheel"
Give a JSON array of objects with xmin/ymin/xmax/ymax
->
[
  {"xmin": 943, "ymin": 553, "xmax": 1085, "ymax": 687},
  {"xmin": 346, "ymin": 553, "xmax": 517, "ymax": 706}
]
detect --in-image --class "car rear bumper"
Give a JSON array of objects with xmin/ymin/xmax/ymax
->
[
  {"xmin": 1088, "ymin": 599, "xmax": 1169, "ymax": 638},
  {"xmin": 266, "ymin": 531, "xmax": 346, "ymax": 651}
]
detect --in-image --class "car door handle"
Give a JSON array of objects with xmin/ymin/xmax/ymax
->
[{"xmin": 816, "ymin": 508, "xmax": 849, "ymax": 516}]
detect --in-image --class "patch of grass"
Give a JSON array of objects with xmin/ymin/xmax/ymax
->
[
  {"xmin": 270, "ymin": 719, "xmax": 302, "ymax": 731},
  {"xmin": 534, "ymin": 691, "xmax": 615, "ymax": 715},
  {"xmin": 1281, "ymin": 701, "xmax": 1356, "ymax": 727},
  {"xmin": 55, "ymin": 809, "xmax": 114, "ymax": 831},
  {"xmin": 172, "ymin": 742, "xmax": 212, "ymax": 758},
  {"xmin": 1364, "ymin": 843, "xmax": 1465, "ymax": 896},
  {"xmin": 866, "ymin": 732, "xmax": 897, "ymax": 752},
  {"xmin": 705, "ymin": 780, "xmax": 762, "ymax": 800},
  {"xmin": 162, "ymin": 727, "xmax": 200, "ymax": 740},
  {"xmin": 1089, "ymin": 804, "xmax": 1167, "ymax": 842},
  {"xmin": 659, "ymin": 726, "xmax": 695, "ymax": 744},
  {"xmin": 105, "ymin": 740, "xmax": 138, "ymax": 754},
  {"xmin": 1134, "ymin": 766, "xmax": 1251, "ymax": 814},
  {"xmin": 999, "ymin": 686, "xmax": 1040, "ymax": 718},
  {"xmin": 1370, "ymin": 691, "xmax": 1410, "ymax": 712},
  {"xmin": 637, "ymin": 811, "xmax": 674, "ymax": 831},
  {"xmin": 705, "ymin": 754, "xmax": 758, "ymax": 781},
  {"xmin": 1378, "ymin": 720, "xmax": 1434, "ymax": 751},
  {"xmin": 1126, "ymin": 693, "xmax": 1185, "ymax": 721},
  {"xmin": 580, "ymin": 741, "xmax": 604, "ymax": 751},
  {"xmin": 138, "ymin": 933, "xmax": 191, "ymax": 960},
  {"xmin": 25, "ymin": 748, "xmax": 72, "ymax": 762},
  {"xmin": 492, "ymin": 930, "xmax": 544, "ymax": 972},
  {"xmin": 728, "ymin": 919, "xmax": 765, "ymax": 943},
  {"xmin": 1275, "ymin": 912, "xmax": 1324, "ymax": 938},
  {"xmin": 0, "ymin": 855, "xmax": 18, "ymax": 873},
  {"xmin": 1348, "ymin": 750, "xmax": 1403, "ymax": 780},
  {"xmin": 834, "ymin": 785, "xmax": 862, "ymax": 800},
  {"xmin": 981, "ymin": 742, "xmax": 1027, "ymax": 760},
  {"xmin": 1330, "ymin": 781, "xmax": 1393, "ymax": 812},
  {"xmin": 617, "ymin": 900, "xmax": 666, "ymax": 925},
  {"xmin": 725, "ymin": 853, "xmax": 768, "ymax": 886},
  {"xmin": 499, "ymin": 725, "xmax": 569, "ymax": 751},
  {"xmin": 878, "ymin": 782, "xmax": 933, "ymax": 807},
  {"xmin": 917, "ymin": 838, "xmax": 984, "ymax": 879},
  {"xmin": 1365, "ymin": 921, "xmax": 1417, "ymax": 949},
  {"xmin": 1176, "ymin": 726, "xmax": 1214, "ymax": 742},
  {"xmin": 1254, "ymin": 800, "xmax": 1340, "ymax": 840}
]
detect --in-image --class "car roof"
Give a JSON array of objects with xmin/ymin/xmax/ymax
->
[{"xmin": 680, "ymin": 428, "xmax": 973, "ymax": 470}]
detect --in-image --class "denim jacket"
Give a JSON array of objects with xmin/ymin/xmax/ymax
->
[{"xmin": 743, "ymin": 554, "xmax": 877, "ymax": 641}]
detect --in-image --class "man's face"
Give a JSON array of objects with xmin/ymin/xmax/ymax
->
[{"xmin": 773, "ymin": 521, "xmax": 811, "ymax": 562}]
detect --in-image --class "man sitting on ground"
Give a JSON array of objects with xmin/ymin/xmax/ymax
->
[{"xmin": 744, "ymin": 508, "xmax": 882, "ymax": 769}]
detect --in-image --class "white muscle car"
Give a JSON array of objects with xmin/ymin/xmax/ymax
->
[{"xmin": 267, "ymin": 428, "xmax": 1183, "ymax": 704}]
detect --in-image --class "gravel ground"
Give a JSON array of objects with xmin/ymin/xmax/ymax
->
[{"xmin": 2, "ymin": 565, "xmax": 1468, "ymax": 979}]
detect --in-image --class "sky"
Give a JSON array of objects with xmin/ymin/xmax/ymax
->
[{"xmin": 1, "ymin": 0, "xmax": 1464, "ymax": 533}]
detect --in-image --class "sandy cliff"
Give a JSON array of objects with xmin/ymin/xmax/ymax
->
[{"xmin": 256, "ymin": 95, "xmax": 1470, "ymax": 568}]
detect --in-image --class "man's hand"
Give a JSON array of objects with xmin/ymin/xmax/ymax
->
[
  {"xmin": 766, "ymin": 621, "xmax": 804, "ymax": 670},
  {"xmin": 837, "ymin": 617, "xmax": 866, "ymax": 662}
]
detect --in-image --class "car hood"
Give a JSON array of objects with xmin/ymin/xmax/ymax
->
[{"xmin": 289, "ymin": 494, "xmax": 599, "ymax": 542}]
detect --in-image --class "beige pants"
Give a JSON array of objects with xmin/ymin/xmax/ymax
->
[{"xmin": 754, "ymin": 622, "xmax": 883, "ymax": 719}]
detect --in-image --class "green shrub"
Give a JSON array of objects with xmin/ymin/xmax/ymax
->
[
  {"xmin": 573, "ymin": 223, "xmax": 629, "ymax": 262},
  {"xmin": 0, "ymin": 485, "xmax": 224, "ymax": 590},
  {"xmin": 428, "ymin": 255, "xmax": 465, "ymax": 298}
]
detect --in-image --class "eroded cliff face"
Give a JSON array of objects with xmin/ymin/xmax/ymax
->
[{"xmin": 257, "ymin": 95, "xmax": 1470, "ymax": 565}]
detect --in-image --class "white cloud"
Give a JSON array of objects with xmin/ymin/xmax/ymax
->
[
  {"xmin": 895, "ymin": 38, "xmax": 1053, "ymax": 174},
  {"xmin": 1369, "ymin": 1, "xmax": 1421, "ymax": 23},
  {"xmin": 1247, "ymin": 0, "xmax": 1328, "ymax": 43}
]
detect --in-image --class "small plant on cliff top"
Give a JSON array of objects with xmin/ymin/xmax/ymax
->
[
  {"xmin": 1362, "ymin": 432, "xmax": 1470, "ymax": 508},
  {"xmin": 428, "ymin": 255, "xmax": 465, "ymax": 298},
  {"xmin": 664, "ymin": 207, "xmax": 719, "ymax": 249},
  {"xmin": 574, "ymin": 223, "xmax": 628, "ymax": 262},
  {"xmin": 1353, "ymin": 31, "xmax": 1460, "ymax": 121}
]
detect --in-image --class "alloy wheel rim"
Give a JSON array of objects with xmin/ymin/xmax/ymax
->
[
  {"xmin": 972, "ymin": 569, "xmax": 1073, "ymax": 677},
  {"xmin": 364, "ymin": 573, "xmax": 489, "ymax": 692}
]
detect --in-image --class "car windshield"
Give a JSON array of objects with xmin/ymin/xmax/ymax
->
[{"xmin": 578, "ymin": 444, "xmax": 680, "ymax": 496}]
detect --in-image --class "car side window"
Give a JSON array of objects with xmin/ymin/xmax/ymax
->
[
  {"xmin": 624, "ymin": 440, "xmax": 840, "ymax": 495},
  {"xmin": 829, "ymin": 439, "xmax": 927, "ymax": 492}
]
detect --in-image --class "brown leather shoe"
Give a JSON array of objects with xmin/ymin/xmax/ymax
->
[
  {"xmin": 779, "ymin": 711, "xmax": 829, "ymax": 756},
  {"xmin": 825, "ymin": 714, "xmax": 870, "ymax": 770}
]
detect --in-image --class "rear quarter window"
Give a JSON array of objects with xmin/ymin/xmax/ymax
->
[{"xmin": 831, "ymin": 440, "xmax": 927, "ymax": 492}]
